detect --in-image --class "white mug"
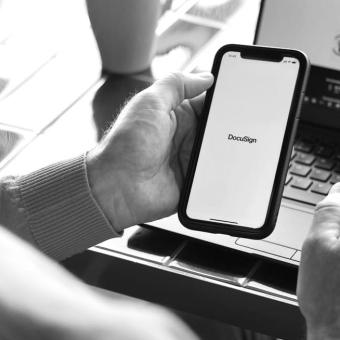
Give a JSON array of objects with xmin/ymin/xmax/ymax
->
[{"xmin": 86, "ymin": 0, "xmax": 162, "ymax": 74}]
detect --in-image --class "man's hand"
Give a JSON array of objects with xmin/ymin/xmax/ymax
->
[
  {"xmin": 0, "ymin": 225, "xmax": 198, "ymax": 340},
  {"xmin": 87, "ymin": 72, "xmax": 214, "ymax": 231},
  {"xmin": 297, "ymin": 183, "xmax": 340, "ymax": 340}
]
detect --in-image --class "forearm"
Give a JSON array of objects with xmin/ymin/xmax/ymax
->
[
  {"xmin": 0, "ymin": 226, "xmax": 119, "ymax": 340},
  {"xmin": 0, "ymin": 154, "xmax": 119, "ymax": 260},
  {"xmin": 0, "ymin": 221, "xmax": 198, "ymax": 340}
]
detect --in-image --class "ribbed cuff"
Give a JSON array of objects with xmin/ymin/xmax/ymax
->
[{"xmin": 16, "ymin": 154, "xmax": 118, "ymax": 260}]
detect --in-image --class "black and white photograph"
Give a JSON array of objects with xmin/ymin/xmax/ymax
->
[{"xmin": 0, "ymin": 0, "xmax": 340, "ymax": 339}]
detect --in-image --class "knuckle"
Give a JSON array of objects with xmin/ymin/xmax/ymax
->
[
  {"xmin": 167, "ymin": 72, "xmax": 185, "ymax": 95},
  {"xmin": 168, "ymin": 71, "xmax": 184, "ymax": 85},
  {"xmin": 149, "ymin": 72, "xmax": 187, "ymax": 108},
  {"xmin": 136, "ymin": 89, "xmax": 164, "ymax": 109}
]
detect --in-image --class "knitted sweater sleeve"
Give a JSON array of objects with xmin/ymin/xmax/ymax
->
[{"xmin": 0, "ymin": 154, "xmax": 119, "ymax": 261}]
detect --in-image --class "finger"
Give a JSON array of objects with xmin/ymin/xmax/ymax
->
[
  {"xmin": 330, "ymin": 182, "xmax": 340, "ymax": 193},
  {"xmin": 315, "ymin": 182, "xmax": 340, "ymax": 212},
  {"xmin": 189, "ymin": 93, "xmax": 206, "ymax": 118},
  {"xmin": 148, "ymin": 72, "xmax": 214, "ymax": 112},
  {"xmin": 309, "ymin": 183, "xmax": 340, "ymax": 240}
]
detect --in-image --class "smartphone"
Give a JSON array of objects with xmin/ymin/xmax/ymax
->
[{"xmin": 179, "ymin": 44, "xmax": 309, "ymax": 239}]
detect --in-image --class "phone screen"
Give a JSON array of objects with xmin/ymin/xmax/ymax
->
[{"xmin": 186, "ymin": 52, "xmax": 301, "ymax": 229}]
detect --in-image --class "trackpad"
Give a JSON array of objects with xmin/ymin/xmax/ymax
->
[
  {"xmin": 265, "ymin": 205, "xmax": 313, "ymax": 250},
  {"xmin": 236, "ymin": 205, "xmax": 313, "ymax": 259}
]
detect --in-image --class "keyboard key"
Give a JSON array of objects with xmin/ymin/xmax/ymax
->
[
  {"xmin": 294, "ymin": 140, "xmax": 313, "ymax": 153},
  {"xmin": 295, "ymin": 152, "xmax": 315, "ymax": 165},
  {"xmin": 290, "ymin": 177, "xmax": 312, "ymax": 190},
  {"xmin": 314, "ymin": 145, "xmax": 333, "ymax": 158},
  {"xmin": 283, "ymin": 186, "xmax": 324, "ymax": 205},
  {"xmin": 311, "ymin": 182, "xmax": 332, "ymax": 196},
  {"xmin": 315, "ymin": 157, "xmax": 335, "ymax": 170},
  {"xmin": 310, "ymin": 169, "xmax": 331, "ymax": 182},
  {"xmin": 290, "ymin": 164, "xmax": 311, "ymax": 177},
  {"xmin": 290, "ymin": 150, "xmax": 297, "ymax": 160},
  {"xmin": 330, "ymin": 173, "xmax": 340, "ymax": 184},
  {"xmin": 334, "ymin": 163, "xmax": 340, "ymax": 173},
  {"xmin": 285, "ymin": 175, "xmax": 293, "ymax": 185}
]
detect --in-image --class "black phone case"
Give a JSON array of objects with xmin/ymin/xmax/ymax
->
[{"xmin": 178, "ymin": 44, "xmax": 310, "ymax": 239}]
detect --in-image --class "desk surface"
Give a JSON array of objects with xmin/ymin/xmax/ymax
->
[{"xmin": 0, "ymin": 0, "xmax": 305, "ymax": 339}]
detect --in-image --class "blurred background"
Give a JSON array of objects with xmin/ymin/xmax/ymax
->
[
  {"xmin": 0, "ymin": 0, "xmax": 260, "ymax": 98},
  {"xmin": 0, "ymin": 0, "xmax": 261, "ymax": 174}
]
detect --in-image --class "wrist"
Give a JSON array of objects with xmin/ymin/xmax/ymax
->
[
  {"xmin": 0, "ymin": 176, "xmax": 35, "ymax": 244},
  {"xmin": 86, "ymin": 149, "xmax": 134, "ymax": 233}
]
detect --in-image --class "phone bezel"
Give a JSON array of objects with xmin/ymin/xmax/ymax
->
[{"xmin": 178, "ymin": 44, "xmax": 310, "ymax": 239}]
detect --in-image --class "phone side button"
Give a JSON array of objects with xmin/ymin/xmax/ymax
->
[{"xmin": 235, "ymin": 239, "xmax": 296, "ymax": 259}]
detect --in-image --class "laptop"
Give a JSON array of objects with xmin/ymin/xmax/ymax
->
[{"xmin": 146, "ymin": 0, "xmax": 340, "ymax": 266}]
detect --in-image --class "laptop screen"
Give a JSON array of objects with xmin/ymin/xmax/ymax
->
[{"xmin": 255, "ymin": 0, "xmax": 340, "ymax": 127}]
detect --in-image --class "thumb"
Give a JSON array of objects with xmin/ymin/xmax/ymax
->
[
  {"xmin": 310, "ymin": 183, "xmax": 340, "ymax": 240},
  {"xmin": 148, "ymin": 72, "xmax": 214, "ymax": 111}
]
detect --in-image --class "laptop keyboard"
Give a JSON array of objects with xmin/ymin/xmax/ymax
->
[{"xmin": 284, "ymin": 133, "xmax": 340, "ymax": 206}]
